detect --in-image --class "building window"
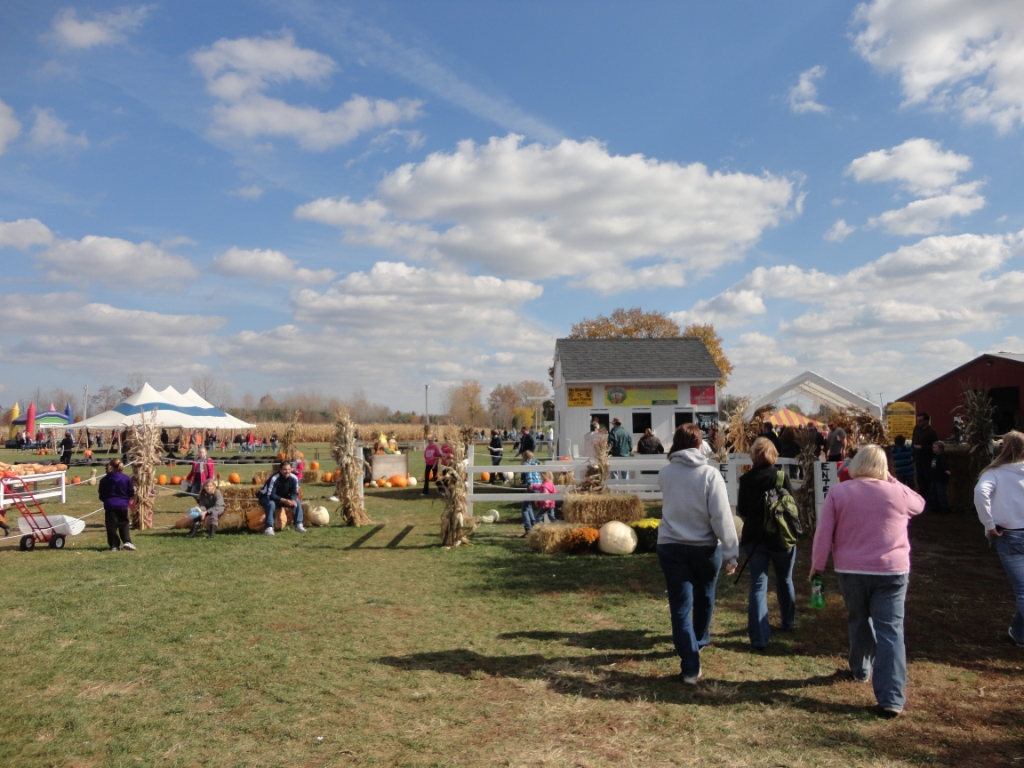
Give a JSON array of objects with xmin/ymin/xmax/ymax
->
[
  {"xmin": 675, "ymin": 412, "xmax": 693, "ymax": 428},
  {"xmin": 590, "ymin": 413, "xmax": 610, "ymax": 430},
  {"xmin": 632, "ymin": 412, "xmax": 652, "ymax": 434}
]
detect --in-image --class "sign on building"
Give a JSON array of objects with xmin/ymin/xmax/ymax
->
[
  {"xmin": 603, "ymin": 384, "xmax": 678, "ymax": 406},
  {"xmin": 690, "ymin": 385, "xmax": 716, "ymax": 406},
  {"xmin": 567, "ymin": 387, "xmax": 593, "ymax": 407}
]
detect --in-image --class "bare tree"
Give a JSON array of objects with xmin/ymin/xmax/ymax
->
[
  {"xmin": 126, "ymin": 371, "xmax": 147, "ymax": 393},
  {"xmin": 191, "ymin": 374, "xmax": 218, "ymax": 400}
]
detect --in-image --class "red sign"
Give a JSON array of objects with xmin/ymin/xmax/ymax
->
[{"xmin": 690, "ymin": 385, "xmax": 716, "ymax": 406}]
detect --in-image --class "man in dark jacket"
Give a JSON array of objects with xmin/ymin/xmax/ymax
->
[
  {"xmin": 488, "ymin": 430, "xmax": 504, "ymax": 484},
  {"xmin": 257, "ymin": 461, "xmax": 305, "ymax": 536},
  {"xmin": 607, "ymin": 418, "xmax": 632, "ymax": 479},
  {"xmin": 912, "ymin": 412, "xmax": 938, "ymax": 504},
  {"xmin": 517, "ymin": 427, "xmax": 535, "ymax": 456}
]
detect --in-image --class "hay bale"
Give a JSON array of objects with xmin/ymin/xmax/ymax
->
[
  {"xmin": 224, "ymin": 486, "xmax": 260, "ymax": 515},
  {"xmin": 527, "ymin": 522, "xmax": 590, "ymax": 554},
  {"xmin": 218, "ymin": 511, "xmax": 246, "ymax": 532},
  {"xmin": 562, "ymin": 493, "xmax": 644, "ymax": 526},
  {"xmin": 305, "ymin": 469, "xmax": 322, "ymax": 484}
]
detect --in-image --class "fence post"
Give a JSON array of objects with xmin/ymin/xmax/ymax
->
[{"xmin": 466, "ymin": 443, "xmax": 475, "ymax": 519}]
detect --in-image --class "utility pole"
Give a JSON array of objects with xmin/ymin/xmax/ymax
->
[
  {"xmin": 424, "ymin": 384, "xmax": 430, "ymax": 429},
  {"xmin": 82, "ymin": 384, "xmax": 88, "ymax": 422}
]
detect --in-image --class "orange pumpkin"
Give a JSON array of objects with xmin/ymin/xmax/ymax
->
[
  {"xmin": 228, "ymin": 472, "xmax": 241, "ymax": 484},
  {"xmin": 158, "ymin": 474, "xmax": 168, "ymax": 485},
  {"xmin": 310, "ymin": 461, "xmax": 320, "ymax": 471},
  {"xmin": 297, "ymin": 451, "xmax": 304, "ymax": 459},
  {"xmin": 376, "ymin": 478, "xmax": 388, "ymax": 488},
  {"xmin": 480, "ymin": 472, "xmax": 490, "ymax": 483},
  {"xmin": 322, "ymin": 472, "xmax": 332, "ymax": 483},
  {"xmin": 364, "ymin": 481, "xmax": 370, "ymax": 487},
  {"xmin": 389, "ymin": 474, "xmax": 408, "ymax": 488},
  {"xmin": 170, "ymin": 476, "xmax": 182, "ymax": 486},
  {"xmin": 72, "ymin": 476, "xmax": 81, "ymax": 485},
  {"xmin": 278, "ymin": 452, "xmax": 286, "ymax": 461}
]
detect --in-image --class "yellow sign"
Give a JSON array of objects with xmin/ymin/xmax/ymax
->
[
  {"xmin": 604, "ymin": 384, "xmax": 678, "ymax": 407},
  {"xmin": 567, "ymin": 387, "xmax": 593, "ymax": 407},
  {"xmin": 886, "ymin": 401, "xmax": 916, "ymax": 440}
]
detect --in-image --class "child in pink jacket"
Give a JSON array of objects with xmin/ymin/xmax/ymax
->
[{"xmin": 530, "ymin": 471, "xmax": 557, "ymax": 524}]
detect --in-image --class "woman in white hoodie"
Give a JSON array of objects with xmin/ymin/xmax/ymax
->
[
  {"xmin": 974, "ymin": 431, "xmax": 1024, "ymax": 646},
  {"xmin": 657, "ymin": 423, "xmax": 739, "ymax": 683}
]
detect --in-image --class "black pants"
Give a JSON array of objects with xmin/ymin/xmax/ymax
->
[
  {"xmin": 423, "ymin": 463, "xmax": 438, "ymax": 493},
  {"xmin": 104, "ymin": 507, "xmax": 132, "ymax": 548},
  {"xmin": 915, "ymin": 460, "xmax": 932, "ymax": 504}
]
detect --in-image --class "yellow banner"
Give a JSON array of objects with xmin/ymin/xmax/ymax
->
[
  {"xmin": 886, "ymin": 401, "xmax": 916, "ymax": 440},
  {"xmin": 604, "ymin": 384, "xmax": 678, "ymax": 407},
  {"xmin": 567, "ymin": 387, "xmax": 593, "ymax": 407}
]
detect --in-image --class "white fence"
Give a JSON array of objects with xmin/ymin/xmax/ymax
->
[
  {"xmin": 465, "ymin": 450, "xmax": 840, "ymax": 518},
  {"xmin": 0, "ymin": 470, "xmax": 67, "ymax": 508}
]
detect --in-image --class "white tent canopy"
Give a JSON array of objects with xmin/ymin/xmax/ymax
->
[
  {"xmin": 74, "ymin": 383, "xmax": 253, "ymax": 430},
  {"xmin": 743, "ymin": 371, "xmax": 882, "ymax": 420}
]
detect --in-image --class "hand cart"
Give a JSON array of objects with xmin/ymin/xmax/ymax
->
[{"xmin": 1, "ymin": 476, "xmax": 85, "ymax": 551}]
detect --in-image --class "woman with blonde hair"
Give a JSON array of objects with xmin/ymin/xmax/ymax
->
[
  {"xmin": 737, "ymin": 436, "xmax": 796, "ymax": 649},
  {"xmin": 974, "ymin": 431, "xmax": 1024, "ymax": 646},
  {"xmin": 811, "ymin": 444, "xmax": 925, "ymax": 717}
]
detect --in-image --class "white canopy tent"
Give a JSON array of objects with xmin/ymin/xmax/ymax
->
[
  {"xmin": 74, "ymin": 383, "xmax": 253, "ymax": 430},
  {"xmin": 743, "ymin": 370, "xmax": 882, "ymax": 420}
]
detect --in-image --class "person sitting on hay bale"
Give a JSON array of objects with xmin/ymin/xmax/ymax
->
[
  {"xmin": 186, "ymin": 479, "xmax": 224, "ymax": 539},
  {"xmin": 257, "ymin": 461, "xmax": 306, "ymax": 536}
]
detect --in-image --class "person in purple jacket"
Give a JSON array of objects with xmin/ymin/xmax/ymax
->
[
  {"xmin": 98, "ymin": 458, "xmax": 136, "ymax": 551},
  {"xmin": 811, "ymin": 444, "xmax": 925, "ymax": 718}
]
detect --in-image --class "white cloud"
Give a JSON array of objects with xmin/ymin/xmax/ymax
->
[
  {"xmin": 192, "ymin": 31, "xmax": 422, "ymax": 150},
  {"xmin": 788, "ymin": 65, "xmax": 828, "ymax": 113},
  {"xmin": 232, "ymin": 185, "xmax": 264, "ymax": 199},
  {"xmin": 27, "ymin": 107, "xmax": 88, "ymax": 151},
  {"xmin": 917, "ymin": 339, "xmax": 974, "ymax": 359},
  {"xmin": 866, "ymin": 183, "xmax": 986, "ymax": 235},
  {"xmin": 824, "ymin": 219, "xmax": 855, "ymax": 242},
  {"xmin": 847, "ymin": 139, "xmax": 984, "ymax": 234},
  {"xmin": 692, "ymin": 230, "xmax": 1024, "ymax": 348},
  {"xmin": 211, "ymin": 246, "xmax": 336, "ymax": 283},
  {"xmin": 846, "ymin": 138, "xmax": 972, "ymax": 196},
  {"xmin": 670, "ymin": 289, "xmax": 766, "ymax": 329},
  {"xmin": 50, "ymin": 6, "xmax": 150, "ymax": 49},
  {"xmin": 296, "ymin": 134, "xmax": 797, "ymax": 291},
  {"xmin": 36, "ymin": 235, "xmax": 197, "ymax": 286},
  {"xmin": 0, "ymin": 218, "xmax": 54, "ymax": 249},
  {"xmin": 159, "ymin": 236, "xmax": 197, "ymax": 249},
  {"xmin": 995, "ymin": 336, "xmax": 1024, "ymax": 353},
  {"xmin": 0, "ymin": 99, "xmax": 21, "ymax": 154},
  {"xmin": 0, "ymin": 292, "xmax": 224, "ymax": 375},
  {"xmin": 853, "ymin": 0, "xmax": 1024, "ymax": 133}
]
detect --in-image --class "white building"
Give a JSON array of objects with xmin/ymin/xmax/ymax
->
[{"xmin": 552, "ymin": 338, "xmax": 721, "ymax": 457}]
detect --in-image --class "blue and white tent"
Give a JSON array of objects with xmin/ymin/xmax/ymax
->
[{"xmin": 75, "ymin": 383, "xmax": 252, "ymax": 429}]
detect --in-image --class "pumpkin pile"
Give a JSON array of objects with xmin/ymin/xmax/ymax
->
[{"xmin": 0, "ymin": 462, "xmax": 68, "ymax": 477}]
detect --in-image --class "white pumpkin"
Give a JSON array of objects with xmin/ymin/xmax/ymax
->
[
  {"xmin": 598, "ymin": 520, "xmax": 638, "ymax": 555},
  {"xmin": 481, "ymin": 509, "xmax": 500, "ymax": 523},
  {"xmin": 308, "ymin": 506, "xmax": 330, "ymax": 527},
  {"xmin": 408, "ymin": 476, "xmax": 418, "ymax": 487}
]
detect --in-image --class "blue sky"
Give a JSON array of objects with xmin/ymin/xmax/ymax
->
[{"xmin": 2, "ymin": 0, "xmax": 1023, "ymax": 412}]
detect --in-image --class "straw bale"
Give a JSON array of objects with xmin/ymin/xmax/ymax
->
[
  {"xmin": 305, "ymin": 469, "xmax": 322, "ymax": 484},
  {"xmin": 223, "ymin": 485, "xmax": 260, "ymax": 515},
  {"xmin": 217, "ymin": 511, "xmax": 246, "ymax": 532},
  {"xmin": 527, "ymin": 522, "xmax": 590, "ymax": 554},
  {"xmin": 562, "ymin": 493, "xmax": 644, "ymax": 526}
]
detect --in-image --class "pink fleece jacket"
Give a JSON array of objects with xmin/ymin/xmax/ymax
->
[
  {"xmin": 529, "ymin": 480, "xmax": 556, "ymax": 509},
  {"xmin": 812, "ymin": 476, "xmax": 925, "ymax": 574}
]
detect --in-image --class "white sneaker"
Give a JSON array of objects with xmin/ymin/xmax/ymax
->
[
  {"xmin": 328, "ymin": 496, "xmax": 339, "ymax": 502},
  {"xmin": 294, "ymin": 524, "xmax": 307, "ymax": 533},
  {"xmin": 264, "ymin": 527, "xmax": 275, "ymax": 536},
  {"xmin": 682, "ymin": 667, "xmax": 702, "ymax": 685},
  {"xmin": 122, "ymin": 542, "xmax": 136, "ymax": 551},
  {"xmin": 110, "ymin": 546, "xmax": 119, "ymax": 552}
]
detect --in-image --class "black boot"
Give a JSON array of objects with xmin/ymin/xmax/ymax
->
[
  {"xmin": 207, "ymin": 524, "xmax": 217, "ymax": 539},
  {"xmin": 1, "ymin": 523, "xmax": 9, "ymax": 537},
  {"xmin": 186, "ymin": 519, "xmax": 200, "ymax": 538}
]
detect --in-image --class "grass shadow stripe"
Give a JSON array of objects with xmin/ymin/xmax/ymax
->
[
  {"xmin": 345, "ymin": 524, "xmax": 387, "ymax": 550},
  {"xmin": 385, "ymin": 525, "xmax": 415, "ymax": 549}
]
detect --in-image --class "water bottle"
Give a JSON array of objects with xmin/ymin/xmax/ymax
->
[{"xmin": 810, "ymin": 574, "xmax": 826, "ymax": 610}]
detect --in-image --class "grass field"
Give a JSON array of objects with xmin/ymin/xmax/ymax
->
[{"xmin": 1, "ymin": 444, "xmax": 1022, "ymax": 767}]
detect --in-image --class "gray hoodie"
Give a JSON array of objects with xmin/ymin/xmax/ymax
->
[{"xmin": 657, "ymin": 448, "xmax": 739, "ymax": 564}]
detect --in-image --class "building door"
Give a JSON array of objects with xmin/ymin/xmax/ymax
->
[
  {"xmin": 990, "ymin": 386, "xmax": 1021, "ymax": 434},
  {"xmin": 675, "ymin": 412, "xmax": 693, "ymax": 428}
]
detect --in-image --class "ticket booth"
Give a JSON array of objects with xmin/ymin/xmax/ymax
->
[{"xmin": 552, "ymin": 338, "xmax": 722, "ymax": 457}]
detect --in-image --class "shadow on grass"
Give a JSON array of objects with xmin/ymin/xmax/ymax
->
[{"xmin": 499, "ymin": 629, "xmax": 671, "ymax": 651}]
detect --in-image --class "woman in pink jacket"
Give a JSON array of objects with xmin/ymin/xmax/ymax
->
[{"xmin": 811, "ymin": 444, "xmax": 925, "ymax": 718}]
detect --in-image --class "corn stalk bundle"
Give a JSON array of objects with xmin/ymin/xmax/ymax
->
[
  {"xmin": 793, "ymin": 428, "xmax": 819, "ymax": 534},
  {"xmin": 439, "ymin": 436, "xmax": 475, "ymax": 548},
  {"xmin": 127, "ymin": 409, "xmax": 161, "ymax": 530},
  {"xmin": 332, "ymin": 411, "xmax": 372, "ymax": 527},
  {"xmin": 725, "ymin": 400, "xmax": 774, "ymax": 455},
  {"xmin": 955, "ymin": 381, "xmax": 996, "ymax": 479},
  {"xmin": 711, "ymin": 426, "xmax": 728, "ymax": 463},
  {"xmin": 852, "ymin": 409, "xmax": 888, "ymax": 446},
  {"xmin": 279, "ymin": 411, "xmax": 300, "ymax": 460},
  {"xmin": 573, "ymin": 437, "xmax": 609, "ymax": 495}
]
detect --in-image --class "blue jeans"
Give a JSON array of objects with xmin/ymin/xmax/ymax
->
[
  {"xmin": 521, "ymin": 502, "xmax": 535, "ymax": 531},
  {"xmin": 835, "ymin": 572, "xmax": 909, "ymax": 710},
  {"xmin": 996, "ymin": 530, "xmax": 1024, "ymax": 643},
  {"xmin": 744, "ymin": 544, "xmax": 796, "ymax": 647},
  {"xmin": 657, "ymin": 543, "xmax": 722, "ymax": 677},
  {"xmin": 259, "ymin": 498, "xmax": 303, "ymax": 529},
  {"xmin": 933, "ymin": 482, "xmax": 949, "ymax": 513}
]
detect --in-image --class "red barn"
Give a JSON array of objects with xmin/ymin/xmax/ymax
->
[{"xmin": 899, "ymin": 352, "xmax": 1024, "ymax": 439}]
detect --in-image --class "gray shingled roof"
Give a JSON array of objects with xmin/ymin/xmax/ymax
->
[{"xmin": 555, "ymin": 338, "xmax": 721, "ymax": 382}]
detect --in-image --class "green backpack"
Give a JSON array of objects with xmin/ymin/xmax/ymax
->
[{"xmin": 762, "ymin": 470, "xmax": 803, "ymax": 552}]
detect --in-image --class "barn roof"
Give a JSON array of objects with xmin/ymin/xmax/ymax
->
[
  {"xmin": 554, "ymin": 337, "xmax": 721, "ymax": 383},
  {"xmin": 900, "ymin": 352, "xmax": 1024, "ymax": 400}
]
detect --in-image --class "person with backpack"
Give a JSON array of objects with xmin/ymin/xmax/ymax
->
[
  {"xmin": 736, "ymin": 436, "xmax": 800, "ymax": 650},
  {"xmin": 810, "ymin": 444, "xmax": 925, "ymax": 718}
]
